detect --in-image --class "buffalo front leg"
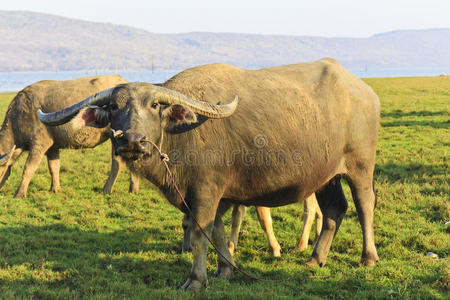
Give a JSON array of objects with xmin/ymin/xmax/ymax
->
[
  {"xmin": 129, "ymin": 171, "xmax": 140, "ymax": 194},
  {"xmin": 181, "ymin": 214, "xmax": 192, "ymax": 252},
  {"xmin": 256, "ymin": 206, "xmax": 281, "ymax": 257},
  {"xmin": 212, "ymin": 201, "xmax": 236, "ymax": 278},
  {"xmin": 307, "ymin": 178, "xmax": 348, "ymax": 267},
  {"xmin": 46, "ymin": 148, "xmax": 60, "ymax": 193},
  {"xmin": 180, "ymin": 222, "xmax": 214, "ymax": 290},
  {"xmin": 180, "ymin": 199, "xmax": 220, "ymax": 290},
  {"xmin": 228, "ymin": 205, "xmax": 246, "ymax": 255},
  {"xmin": 102, "ymin": 147, "xmax": 125, "ymax": 194},
  {"xmin": 15, "ymin": 144, "xmax": 51, "ymax": 198}
]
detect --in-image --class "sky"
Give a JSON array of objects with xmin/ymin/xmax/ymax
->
[{"xmin": 2, "ymin": 0, "xmax": 450, "ymax": 38}]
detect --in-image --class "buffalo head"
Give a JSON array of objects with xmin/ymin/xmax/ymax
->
[{"xmin": 38, "ymin": 83, "xmax": 239, "ymax": 160}]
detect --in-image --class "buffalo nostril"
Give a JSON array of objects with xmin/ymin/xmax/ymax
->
[{"xmin": 124, "ymin": 132, "xmax": 147, "ymax": 152}]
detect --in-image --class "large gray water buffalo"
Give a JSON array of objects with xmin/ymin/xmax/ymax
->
[
  {"xmin": 0, "ymin": 75, "xmax": 138, "ymax": 198},
  {"xmin": 38, "ymin": 58, "xmax": 380, "ymax": 290}
]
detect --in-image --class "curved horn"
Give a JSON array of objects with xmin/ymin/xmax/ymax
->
[
  {"xmin": 154, "ymin": 87, "xmax": 239, "ymax": 119},
  {"xmin": 0, "ymin": 145, "xmax": 16, "ymax": 166},
  {"xmin": 37, "ymin": 88, "xmax": 115, "ymax": 126}
]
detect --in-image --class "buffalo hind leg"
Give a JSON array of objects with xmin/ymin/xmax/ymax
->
[
  {"xmin": 256, "ymin": 206, "xmax": 281, "ymax": 257},
  {"xmin": 212, "ymin": 201, "xmax": 235, "ymax": 279},
  {"xmin": 15, "ymin": 144, "xmax": 51, "ymax": 198},
  {"xmin": 228, "ymin": 205, "xmax": 246, "ymax": 255},
  {"xmin": 46, "ymin": 148, "xmax": 60, "ymax": 193},
  {"xmin": 296, "ymin": 194, "xmax": 321, "ymax": 251},
  {"xmin": 347, "ymin": 176, "xmax": 379, "ymax": 266},
  {"xmin": 307, "ymin": 178, "xmax": 348, "ymax": 267},
  {"xmin": 314, "ymin": 201, "xmax": 323, "ymax": 244},
  {"xmin": 0, "ymin": 166, "xmax": 11, "ymax": 189}
]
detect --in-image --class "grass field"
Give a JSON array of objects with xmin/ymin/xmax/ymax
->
[{"xmin": 0, "ymin": 76, "xmax": 448, "ymax": 299}]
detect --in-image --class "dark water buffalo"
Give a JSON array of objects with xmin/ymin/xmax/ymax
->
[
  {"xmin": 0, "ymin": 75, "xmax": 138, "ymax": 198},
  {"xmin": 38, "ymin": 58, "xmax": 380, "ymax": 289},
  {"xmin": 182, "ymin": 194, "xmax": 322, "ymax": 257}
]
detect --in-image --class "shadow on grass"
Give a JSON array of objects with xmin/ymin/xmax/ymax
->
[
  {"xmin": 0, "ymin": 224, "xmax": 190, "ymax": 290},
  {"xmin": 381, "ymin": 110, "xmax": 449, "ymax": 118},
  {"xmin": 0, "ymin": 223, "xmax": 446, "ymax": 298},
  {"xmin": 375, "ymin": 162, "xmax": 447, "ymax": 183},
  {"xmin": 381, "ymin": 119, "xmax": 449, "ymax": 129}
]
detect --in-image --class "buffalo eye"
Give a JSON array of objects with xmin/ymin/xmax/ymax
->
[{"xmin": 151, "ymin": 102, "xmax": 159, "ymax": 110}]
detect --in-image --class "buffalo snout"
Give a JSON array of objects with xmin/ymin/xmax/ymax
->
[{"xmin": 114, "ymin": 131, "xmax": 149, "ymax": 159}]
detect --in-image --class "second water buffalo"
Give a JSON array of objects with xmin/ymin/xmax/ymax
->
[{"xmin": 0, "ymin": 75, "xmax": 137, "ymax": 198}]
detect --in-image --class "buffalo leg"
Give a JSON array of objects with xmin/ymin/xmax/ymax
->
[
  {"xmin": 296, "ymin": 194, "xmax": 322, "ymax": 251},
  {"xmin": 180, "ymin": 197, "xmax": 220, "ymax": 290},
  {"xmin": 129, "ymin": 171, "xmax": 140, "ymax": 194},
  {"xmin": 181, "ymin": 214, "xmax": 192, "ymax": 252},
  {"xmin": 0, "ymin": 166, "xmax": 11, "ymax": 189},
  {"xmin": 102, "ymin": 147, "xmax": 125, "ymax": 194},
  {"xmin": 307, "ymin": 178, "xmax": 348, "ymax": 267},
  {"xmin": 0, "ymin": 148, "xmax": 22, "ymax": 189},
  {"xmin": 15, "ymin": 145, "xmax": 51, "ymax": 198},
  {"xmin": 46, "ymin": 148, "xmax": 60, "ymax": 193},
  {"xmin": 228, "ymin": 205, "xmax": 246, "ymax": 255},
  {"xmin": 347, "ymin": 177, "xmax": 379, "ymax": 266},
  {"xmin": 212, "ymin": 201, "xmax": 235, "ymax": 278},
  {"xmin": 314, "ymin": 200, "xmax": 323, "ymax": 243},
  {"xmin": 255, "ymin": 206, "xmax": 281, "ymax": 257}
]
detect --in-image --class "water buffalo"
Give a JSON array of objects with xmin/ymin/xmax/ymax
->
[
  {"xmin": 182, "ymin": 194, "xmax": 322, "ymax": 257},
  {"xmin": 0, "ymin": 75, "xmax": 137, "ymax": 198},
  {"xmin": 38, "ymin": 58, "xmax": 380, "ymax": 290}
]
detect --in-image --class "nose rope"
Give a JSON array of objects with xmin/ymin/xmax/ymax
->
[{"xmin": 109, "ymin": 128, "xmax": 282, "ymax": 283}]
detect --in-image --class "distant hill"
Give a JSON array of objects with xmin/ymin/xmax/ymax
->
[{"xmin": 0, "ymin": 11, "xmax": 449, "ymax": 72}]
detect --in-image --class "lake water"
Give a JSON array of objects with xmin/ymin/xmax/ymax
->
[
  {"xmin": 0, "ymin": 67, "xmax": 449, "ymax": 92},
  {"xmin": 0, "ymin": 70, "xmax": 179, "ymax": 93}
]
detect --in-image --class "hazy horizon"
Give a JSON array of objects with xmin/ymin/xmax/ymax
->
[
  {"xmin": 2, "ymin": 0, "xmax": 450, "ymax": 38},
  {"xmin": 1, "ymin": 10, "xmax": 449, "ymax": 75}
]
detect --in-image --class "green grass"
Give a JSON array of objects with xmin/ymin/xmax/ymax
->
[{"xmin": 0, "ymin": 76, "xmax": 448, "ymax": 299}]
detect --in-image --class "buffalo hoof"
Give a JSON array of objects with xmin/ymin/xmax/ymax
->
[
  {"xmin": 14, "ymin": 191, "xmax": 26, "ymax": 199},
  {"xmin": 50, "ymin": 186, "xmax": 59, "ymax": 193},
  {"xmin": 213, "ymin": 265, "xmax": 233, "ymax": 279},
  {"xmin": 129, "ymin": 186, "xmax": 139, "ymax": 194},
  {"xmin": 304, "ymin": 257, "xmax": 325, "ymax": 268},
  {"xmin": 272, "ymin": 247, "xmax": 282, "ymax": 257},
  {"xmin": 359, "ymin": 254, "xmax": 379, "ymax": 267},
  {"xmin": 295, "ymin": 240, "xmax": 308, "ymax": 252},
  {"xmin": 180, "ymin": 278, "xmax": 207, "ymax": 290}
]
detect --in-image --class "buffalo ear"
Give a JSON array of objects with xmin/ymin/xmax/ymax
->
[
  {"xmin": 72, "ymin": 107, "xmax": 110, "ymax": 128},
  {"xmin": 161, "ymin": 104, "xmax": 207, "ymax": 134}
]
